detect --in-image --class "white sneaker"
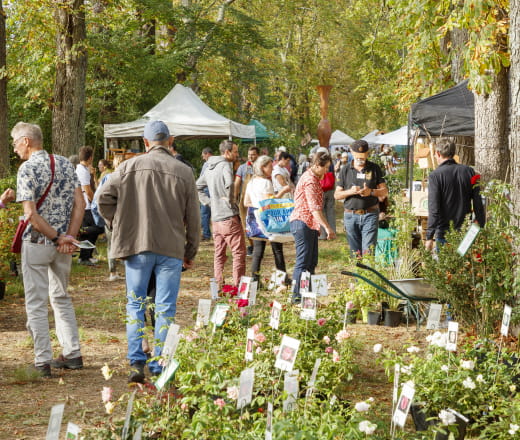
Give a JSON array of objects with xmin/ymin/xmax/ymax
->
[
  {"xmin": 89, "ymin": 257, "xmax": 99, "ymax": 264},
  {"xmin": 108, "ymin": 273, "xmax": 123, "ymax": 282}
]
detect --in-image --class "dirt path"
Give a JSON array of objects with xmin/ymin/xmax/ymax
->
[{"xmin": 0, "ymin": 238, "xmax": 426, "ymax": 439}]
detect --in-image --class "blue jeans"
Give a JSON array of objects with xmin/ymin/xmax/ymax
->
[
  {"xmin": 344, "ymin": 211, "xmax": 379, "ymax": 256},
  {"xmin": 125, "ymin": 252, "xmax": 182, "ymax": 374},
  {"xmin": 290, "ymin": 220, "xmax": 319, "ymax": 294},
  {"xmin": 200, "ymin": 203, "xmax": 211, "ymax": 239}
]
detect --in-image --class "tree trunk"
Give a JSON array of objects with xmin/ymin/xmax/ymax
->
[
  {"xmin": 474, "ymin": 68, "xmax": 510, "ymax": 181},
  {"xmin": 52, "ymin": 0, "xmax": 87, "ymax": 157},
  {"xmin": 0, "ymin": 0, "xmax": 9, "ymax": 177}
]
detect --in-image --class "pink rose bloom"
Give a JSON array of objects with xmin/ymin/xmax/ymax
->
[
  {"xmin": 214, "ymin": 398, "xmax": 226, "ymax": 409},
  {"xmin": 323, "ymin": 335, "xmax": 331, "ymax": 344},
  {"xmin": 256, "ymin": 346, "xmax": 263, "ymax": 354},
  {"xmin": 101, "ymin": 386, "xmax": 112, "ymax": 403},
  {"xmin": 255, "ymin": 332, "xmax": 266, "ymax": 343},
  {"xmin": 252, "ymin": 324, "xmax": 260, "ymax": 333},
  {"xmin": 239, "ymin": 308, "xmax": 249, "ymax": 317},
  {"xmin": 180, "ymin": 402, "xmax": 189, "ymax": 411},
  {"xmin": 273, "ymin": 345, "xmax": 280, "ymax": 355},
  {"xmin": 346, "ymin": 301, "xmax": 355, "ymax": 310},
  {"xmin": 317, "ymin": 318, "xmax": 327, "ymax": 326},
  {"xmin": 335, "ymin": 329, "xmax": 351, "ymax": 343},
  {"xmin": 332, "ymin": 350, "xmax": 340, "ymax": 362},
  {"xmin": 325, "ymin": 346, "xmax": 333, "ymax": 354}
]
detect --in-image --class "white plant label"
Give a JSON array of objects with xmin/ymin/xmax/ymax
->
[
  {"xmin": 283, "ymin": 370, "xmax": 299, "ymax": 412},
  {"xmin": 249, "ymin": 281, "xmax": 258, "ymax": 306},
  {"xmin": 237, "ymin": 367, "xmax": 255, "ymax": 409},
  {"xmin": 65, "ymin": 422, "xmax": 80, "ymax": 439},
  {"xmin": 245, "ymin": 328, "xmax": 255, "ymax": 362},
  {"xmin": 446, "ymin": 321, "xmax": 459, "ymax": 352},
  {"xmin": 275, "ymin": 335, "xmax": 300, "ymax": 372},
  {"xmin": 426, "ymin": 304, "xmax": 443, "ymax": 330},
  {"xmin": 311, "ymin": 274, "xmax": 328, "ymax": 296},
  {"xmin": 210, "ymin": 304, "xmax": 230, "ymax": 327},
  {"xmin": 46, "ymin": 403, "xmax": 65, "ymax": 440},
  {"xmin": 392, "ymin": 382, "xmax": 415, "ymax": 428},
  {"xmin": 456, "ymin": 223, "xmax": 480, "ymax": 256},
  {"xmin": 299, "ymin": 271, "xmax": 311, "ymax": 294},
  {"xmin": 162, "ymin": 323, "xmax": 181, "ymax": 359},
  {"xmin": 155, "ymin": 359, "xmax": 180, "ymax": 391},
  {"xmin": 501, "ymin": 305, "xmax": 512, "ymax": 337},
  {"xmin": 269, "ymin": 301, "xmax": 282, "ymax": 330},
  {"xmin": 300, "ymin": 292, "xmax": 317, "ymax": 321},
  {"xmin": 265, "ymin": 402, "xmax": 273, "ymax": 440},
  {"xmin": 196, "ymin": 299, "xmax": 212, "ymax": 327},
  {"xmin": 210, "ymin": 278, "xmax": 219, "ymax": 300},
  {"xmin": 238, "ymin": 276, "xmax": 252, "ymax": 299}
]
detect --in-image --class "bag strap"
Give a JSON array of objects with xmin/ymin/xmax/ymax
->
[{"xmin": 36, "ymin": 154, "xmax": 55, "ymax": 210}]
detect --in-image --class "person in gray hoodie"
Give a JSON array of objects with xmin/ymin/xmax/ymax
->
[{"xmin": 197, "ymin": 140, "xmax": 246, "ymax": 287}]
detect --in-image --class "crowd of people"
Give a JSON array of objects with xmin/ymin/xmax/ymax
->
[{"xmin": 3, "ymin": 119, "xmax": 485, "ymax": 383}]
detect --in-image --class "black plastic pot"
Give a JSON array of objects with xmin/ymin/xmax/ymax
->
[
  {"xmin": 347, "ymin": 309, "xmax": 358, "ymax": 324},
  {"xmin": 411, "ymin": 404, "xmax": 467, "ymax": 440},
  {"xmin": 384, "ymin": 310, "xmax": 402, "ymax": 327},
  {"xmin": 367, "ymin": 311, "xmax": 380, "ymax": 325}
]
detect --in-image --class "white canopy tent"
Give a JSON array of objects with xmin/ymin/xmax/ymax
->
[
  {"xmin": 103, "ymin": 84, "xmax": 255, "ymax": 155},
  {"xmin": 373, "ymin": 126, "xmax": 408, "ymax": 145},
  {"xmin": 311, "ymin": 129, "xmax": 355, "ymax": 147},
  {"xmin": 361, "ymin": 129, "xmax": 381, "ymax": 144}
]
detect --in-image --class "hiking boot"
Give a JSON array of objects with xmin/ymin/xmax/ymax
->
[
  {"xmin": 78, "ymin": 259, "xmax": 95, "ymax": 266},
  {"xmin": 246, "ymin": 246, "xmax": 254, "ymax": 257},
  {"xmin": 291, "ymin": 293, "xmax": 302, "ymax": 305},
  {"xmin": 51, "ymin": 355, "xmax": 83, "ymax": 370},
  {"xmin": 128, "ymin": 362, "xmax": 145, "ymax": 384},
  {"xmin": 33, "ymin": 363, "xmax": 52, "ymax": 378}
]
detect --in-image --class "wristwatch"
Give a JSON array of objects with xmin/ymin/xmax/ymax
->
[{"xmin": 51, "ymin": 235, "xmax": 59, "ymax": 246}]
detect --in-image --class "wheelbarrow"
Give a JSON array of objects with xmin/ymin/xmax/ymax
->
[{"xmin": 341, "ymin": 262, "xmax": 438, "ymax": 330}]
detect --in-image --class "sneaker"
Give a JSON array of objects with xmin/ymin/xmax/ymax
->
[
  {"xmin": 33, "ymin": 363, "xmax": 52, "ymax": 378},
  {"xmin": 51, "ymin": 355, "xmax": 83, "ymax": 370},
  {"xmin": 78, "ymin": 259, "xmax": 95, "ymax": 266},
  {"xmin": 108, "ymin": 273, "xmax": 123, "ymax": 282},
  {"xmin": 246, "ymin": 246, "xmax": 254, "ymax": 257},
  {"xmin": 89, "ymin": 257, "xmax": 99, "ymax": 264},
  {"xmin": 128, "ymin": 361, "xmax": 146, "ymax": 384}
]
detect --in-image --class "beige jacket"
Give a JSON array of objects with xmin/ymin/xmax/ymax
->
[{"xmin": 97, "ymin": 146, "xmax": 200, "ymax": 261}]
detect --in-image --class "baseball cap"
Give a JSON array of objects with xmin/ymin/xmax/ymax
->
[
  {"xmin": 350, "ymin": 140, "xmax": 369, "ymax": 153},
  {"xmin": 341, "ymin": 152, "xmax": 349, "ymax": 158},
  {"xmin": 143, "ymin": 120, "xmax": 170, "ymax": 141},
  {"xmin": 277, "ymin": 146, "xmax": 287, "ymax": 152}
]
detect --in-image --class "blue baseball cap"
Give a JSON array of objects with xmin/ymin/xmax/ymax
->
[{"xmin": 143, "ymin": 120, "xmax": 170, "ymax": 141}]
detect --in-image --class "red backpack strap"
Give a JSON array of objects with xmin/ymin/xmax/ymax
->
[{"xmin": 36, "ymin": 154, "xmax": 55, "ymax": 210}]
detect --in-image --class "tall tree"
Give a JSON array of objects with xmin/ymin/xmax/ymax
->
[
  {"xmin": 0, "ymin": 0, "xmax": 8, "ymax": 177},
  {"xmin": 52, "ymin": 0, "xmax": 87, "ymax": 157},
  {"xmin": 511, "ymin": 0, "xmax": 520, "ymax": 224}
]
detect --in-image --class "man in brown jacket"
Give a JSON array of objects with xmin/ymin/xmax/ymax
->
[{"xmin": 97, "ymin": 120, "xmax": 200, "ymax": 383}]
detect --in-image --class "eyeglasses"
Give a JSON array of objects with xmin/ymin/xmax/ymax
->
[{"xmin": 12, "ymin": 136, "xmax": 26, "ymax": 147}]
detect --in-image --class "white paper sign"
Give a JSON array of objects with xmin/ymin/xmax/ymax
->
[
  {"xmin": 501, "ymin": 305, "xmax": 512, "ymax": 337},
  {"xmin": 300, "ymin": 292, "xmax": 317, "ymax": 320},
  {"xmin": 392, "ymin": 382, "xmax": 415, "ymax": 428},
  {"xmin": 446, "ymin": 321, "xmax": 459, "ymax": 352},
  {"xmin": 249, "ymin": 281, "xmax": 258, "ymax": 306},
  {"xmin": 245, "ymin": 328, "xmax": 255, "ymax": 362},
  {"xmin": 210, "ymin": 278, "xmax": 219, "ymax": 300},
  {"xmin": 132, "ymin": 424, "xmax": 143, "ymax": 440},
  {"xmin": 299, "ymin": 271, "xmax": 311, "ymax": 294},
  {"xmin": 155, "ymin": 359, "xmax": 180, "ymax": 391},
  {"xmin": 265, "ymin": 402, "xmax": 273, "ymax": 440},
  {"xmin": 65, "ymin": 422, "xmax": 80, "ymax": 440},
  {"xmin": 210, "ymin": 304, "xmax": 230, "ymax": 327},
  {"xmin": 275, "ymin": 335, "xmax": 300, "ymax": 372},
  {"xmin": 426, "ymin": 304, "xmax": 443, "ymax": 330},
  {"xmin": 238, "ymin": 276, "xmax": 252, "ymax": 299},
  {"xmin": 274, "ymin": 270, "xmax": 287, "ymax": 286},
  {"xmin": 122, "ymin": 391, "xmax": 135, "ymax": 440},
  {"xmin": 283, "ymin": 370, "xmax": 299, "ymax": 412},
  {"xmin": 46, "ymin": 403, "xmax": 65, "ymax": 440},
  {"xmin": 269, "ymin": 301, "xmax": 282, "ymax": 330},
  {"xmin": 237, "ymin": 367, "xmax": 255, "ymax": 409},
  {"xmin": 392, "ymin": 364, "xmax": 400, "ymax": 407},
  {"xmin": 456, "ymin": 223, "xmax": 480, "ymax": 256},
  {"xmin": 196, "ymin": 299, "xmax": 212, "ymax": 327},
  {"xmin": 162, "ymin": 324, "xmax": 180, "ymax": 359},
  {"xmin": 311, "ymin": 274, "xmax": 328, "ymax": 296}
]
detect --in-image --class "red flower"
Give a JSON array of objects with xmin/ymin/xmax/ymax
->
[
  {"xmin": 258, "ymin": 407, "xmax": 264, "ymax": 413},
  {"xmin": 470, "ymin": 174, "xmax": 481, "ymax": 186},
  {"xmin": 222, "ymin": 285, "xmax": 238, "ymax": 297},
  {"xmin": 475, "ymin": 253, "xmax": 483, "ymax": 263},
  {"xmin": 237, "ymin": 299, "xmax": 249, "ymax": 308}
]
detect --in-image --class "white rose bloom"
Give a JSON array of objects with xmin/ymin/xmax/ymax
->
[
  {"xmin": 226, "ymin": 386, "xmax": 239, "ymax": 400},
  {"xmin": 438, "ymin": 409, "xmax": 457, "ymax": 425},
  {"xmin": 373, "ymin": 343, "xmax": 382, "ymax": 353},
  {"xmin": 358, "ymin": 420, "xmax": 377, "ymax": 435},
  {"xmin": 508, "ymin": 423, "xmax": 519, "ymax": 435},
  {"xmin": 401, "ymin": 365, "xmax": 413, "ymax": 374},
  {"xmin": 441, "ymin": 365, "xmax": 449, "ymax": 372},
  {"xmin": 462, "ymin": 377, "xmax": 476, "ymax": 390},
  {"xmin": 355, "ymin": 401, "xmax": 371, "ymax": 412},
  {"xmin": 407, "ymin": 346, "xmax": 420, "ymax": 353},
  {"xmin": 476, "ymin": 374, "xmax": 485, "ymax": 383},
  {"xmin": 460, "ymin": 360, "xmax": 475, "ymax": 370}
]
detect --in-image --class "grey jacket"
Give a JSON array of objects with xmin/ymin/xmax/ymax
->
[
  {"xmin": 97, "ymin": 145, "xmax": 200, "ymax": 261},
  {"xmin": 196, "ymin": 155, "xmax": 239, "ymax": 222}
]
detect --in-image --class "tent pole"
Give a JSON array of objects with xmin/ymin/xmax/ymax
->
[{"xmin": 104, "ymin": 137, "xmax": 108, "ymax": 160}]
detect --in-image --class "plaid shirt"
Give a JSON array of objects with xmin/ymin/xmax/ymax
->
[{"xmin": 290, "ymin": 169, "xmax": 324, "ymax": 231}]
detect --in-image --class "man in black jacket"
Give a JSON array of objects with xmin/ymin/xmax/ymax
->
[{"xmin": 425, "ymin": 141, "xmax": 485, "ymax": 251}]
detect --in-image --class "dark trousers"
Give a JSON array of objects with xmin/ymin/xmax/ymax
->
[
  {"xmin": 290, "ymin": 220, "xmax": 319, "ymax": 294},
  {"xmin": 79, "ymin": 209, "xmax": 104, "ymax": 260},
  {"xmin": 250, "ymin": 240, "xmax": 286, "ymax": 281}
]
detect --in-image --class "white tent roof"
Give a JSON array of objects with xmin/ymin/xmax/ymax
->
[
  {"xmin": 104, "ymin": 84, "xmax": 255, "ymax": 140},
  {"xmin": 311, "ymin": 129, "xmax": 355, "ymax": 146},
  {"xmin": 374, "ymin": 126, "xmax": 408, "ymax": 145},
  {"xmin": 361, "ymin": 129, "xmax": 381, "ymax": 144}
]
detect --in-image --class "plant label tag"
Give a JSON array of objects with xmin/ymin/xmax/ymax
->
[
  {"xmin": 299, "ymin": 271, "xmax": 311, "ymax": 294},
  {"xmin": 73, "ymin": 240, "xmax": 96, "ymax": 249},
  {"xmin": 132, "ymin": 424, "xmax": 143, "ymax": 440},
  {"xmin": 210, "ymin": 304, "xmax": 230, "ymax": 327},
  {"xmin": 237, "ymin": 367, "xmax": 255, "ymax": 409},
  {"xmin": 196, "ymin": 299, "xmax": 212, "ymax": 327},
  {"xmin": 306, "ymin": 358, "xmax": 321, "ymax": 398},
  {"xmin": 269, "ymin": 301, "xmax": 282, "ymax": 330},
  {"xmin": 392, "ymin": 382, "xmax": 415, "ymax": 428},
  {"xmin": 275, "ymin": 335, "xmax": 300, "ymax": 372},
  {"xmin": 392, "ymin": 364, "xmax": 400, "ymax": 407},
  {"xmin": 249, "ymin": 281, "xmax": 258, "ymax": 306},
  {"xmin": 210, "ymin": 278, "xmax": 219, "ymax": 300},
  {"xmin": 446, "ymin": 321, "xmax": 459, "ymax": 352},
  {"xmin": 238, "ymin": 276, "xmax": 252, "ymax": 299},
  {"xmin": 426, "ymin": 304, "xmax": 443, "ymax": 330},
  {"xmin": 155, "ymin": 359, "xmax": 180, "ymax": 391},
  {"xmin": 311, "ymin": 274, "xmax": 328, "ymax": 296},
  {"xmin": 275, "ymin": 270, "xmax": 287, "ymax": 286},
  {"xmin": 65, "ymin": 422, "xmax": 80, "ymax": 439},
  {"xmin": 265, "ymin": 402, "xmax": 273, "ymax": 440},
  {"xmin": 501, "ymin": 305, "xmax": 512, "ymax": 337},
  {"xmin": 245, "ymin": 328, "xmax": 255, "ymax": 362},
  {"xmin": 268, "ymin": 272, "xmax": 276, "ymax": 290},
  {"xmin": 300, "ymin": 292, "xmax": 317, "ymax": 321},
  {"xmin": 122, "ymin": 391, "xmax": 136, "ymax": 440},
  {"xmin": 283, "ymin": 370, "xmax": 299, "ymax": 412},
  {"xmin": 46, "ymin": 403, "xmax": 65, "ymax": 440},
  {"xmin": 162, "ymin": 324, "xmax": 181, "ymax": 359},
  {"xmin": 456, "ymin": 223, "xmax": 480, "ymax": 256}
]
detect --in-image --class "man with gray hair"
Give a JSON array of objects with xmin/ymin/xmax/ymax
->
[
  {"xmin": 197, "ymin": 140, "xmax": 246, "ymax": 287},
  {"xmin": 98, "ymin": 120, "xmax": 200, "ymax": 383},
  {"xmin": 13, "ymin": 121, "xmax": 85, "ymax": 378},
  {"xmin": 425, "ymin": 141, "xmax": 485, "ymax": 250}
]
